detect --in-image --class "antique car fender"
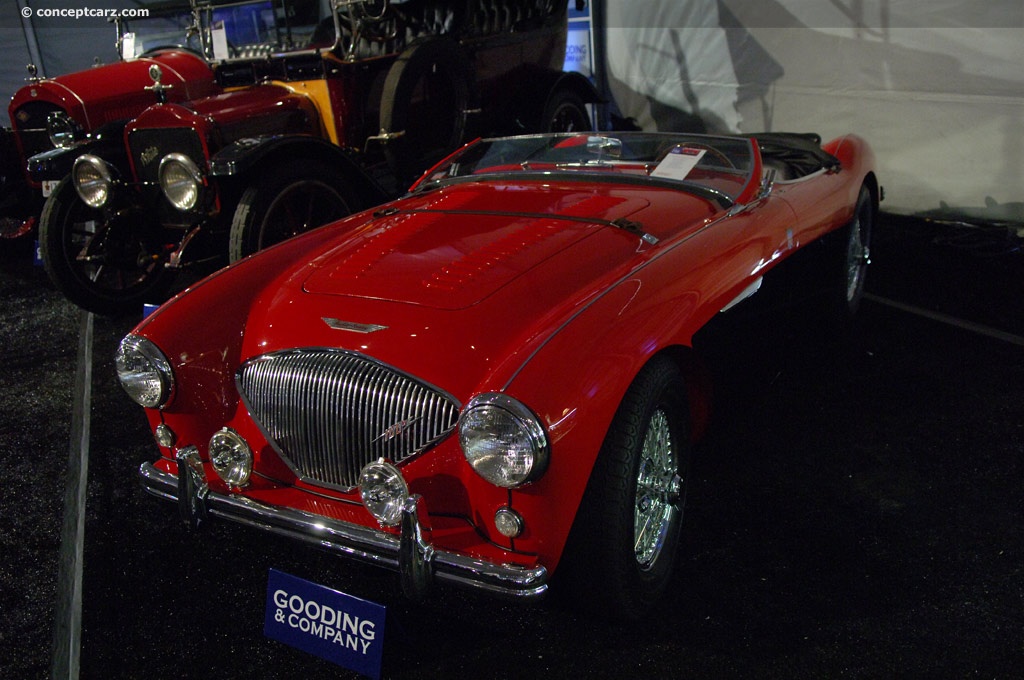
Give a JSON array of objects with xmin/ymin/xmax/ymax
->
[
  {"xmin": 7, "ymin": 51, "xmax": 216, "ymax": 136},
  {"xmin": 207, "ymin": 134, "xmax": 387, "ymax": 206},
  {"xmin": 27, "ymin": 121, "xmax": 131, "ymax": 183}
]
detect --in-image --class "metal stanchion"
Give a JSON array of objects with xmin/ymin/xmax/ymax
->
[{"xmin": 50, "ymin": 310, "xmax": 93, "ymax": 680}]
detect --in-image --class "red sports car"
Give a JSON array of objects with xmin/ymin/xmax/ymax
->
[{"xmin": 118, "ymin": 131, "xmax": 879, "ymax": 618}]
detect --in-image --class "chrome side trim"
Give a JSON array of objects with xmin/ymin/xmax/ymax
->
[{"xmin": 138, "ymin": 462, "xmax": 548, "ymax": 599}]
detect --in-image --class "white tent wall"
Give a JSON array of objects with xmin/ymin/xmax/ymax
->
[{"xmin": 599, "ymin": 0, "xmax": 1024, "ymax": 222}]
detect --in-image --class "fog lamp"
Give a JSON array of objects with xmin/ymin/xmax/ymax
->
[
  {"xmin": 73, "ymin": 154, "xmax": 115, "ymax": 208},
  {"xmin": 494, "ymin": 507, "xmax": 524, "ymax": 538},
  {"xmin": 115, "ymin": 335, "xmax": 174, "ymax": 408},
  {"xmin": 358, "ymin": 459, "xmax": 408, "ymax": 527},
  {"xmin": 459, "ymin": 393, "xmax": 549, "ymax": 488},
  {"xmin": 47, "ymin": 111, "xmax": 82, "ymax": 149},
  {"xmin": 159, "ymin": 153, "xmax": 204, "ymax": 211},
  {"xmin": 209, "ymin": 428, "xmax": 252, "ymax": 487},
  {"xmin": 154, "ymin": 424, "xmax": 176, "ymax": 448}
]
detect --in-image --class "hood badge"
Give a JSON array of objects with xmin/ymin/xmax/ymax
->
[
  {"xmin": 374, "ymin": 417, "xmax": 424, "ymax": 444},
  {"xmin": 322, "ymin": 317, "xmax": 388, "ymax": 334},
  {"xmin": 140, "ymin": 146, "xmax": 160, "ymax": 166}
]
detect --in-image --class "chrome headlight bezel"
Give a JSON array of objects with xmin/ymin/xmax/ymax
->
[
  {"xmin": 72, "ymin": 154, "xmax": 116, "ymax": 208},
  {"xmin": 358, "ymin": 459, "xmax": 409, "ymax": 527},
  {"xmin": 114, "ymin": 335, "xmax": 174, "ymax": 409},
  {"xmin": 209, "ymin": 428, "xmax": 253, "ymax": 487},
  {"xmin": 458, "ymin": 393, "xmax": 549, "ymax": 488},
  {"xmin": 47, "ymin": 111, "xmax": 83, "ymax": 149},
  {"xmin": 158, "ymin": 153, "xmax": 205, "ymax": 211}
]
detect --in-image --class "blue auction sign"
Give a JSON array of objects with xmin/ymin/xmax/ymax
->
[
  {"xmin": 565, "ymin": 1, "xmax": 594, "ymax": 78},
  {"xmin": 264, "ymin": 569, "xmax": 386, "ymax": 679}
]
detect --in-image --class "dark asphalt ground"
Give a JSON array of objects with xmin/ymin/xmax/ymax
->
[{"xmin": 1, "ymin": 215, "xmax": 1022, "ymax": 679}]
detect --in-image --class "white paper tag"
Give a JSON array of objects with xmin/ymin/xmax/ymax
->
[
  {"xmin": 121, "ymin": 32, "xmax": 137, "ymax": 59},
  {"xmin": 651, "ymin": 147, "xmax": 706, "ymax": 181},
  {"xmin": 42, "ymin": 180, "xmax": 60, "ymax": 198},
  {"xmin": 212, "ymin": 23, "xmax": 230, "ymax": 60}
]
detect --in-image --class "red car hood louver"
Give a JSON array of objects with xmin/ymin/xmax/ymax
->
[{"xmin": 302, "ymin": 185, "xmax": 651, "ymax": 310}]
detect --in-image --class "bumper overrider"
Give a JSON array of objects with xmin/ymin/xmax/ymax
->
[{"xmin": 138, "ymin": 448, "xmax": 549, "ymax": 601}]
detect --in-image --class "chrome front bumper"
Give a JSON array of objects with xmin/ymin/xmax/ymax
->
[{"xmin": 138, "ymin": 453, "xmax": 548, "ymax": 601}]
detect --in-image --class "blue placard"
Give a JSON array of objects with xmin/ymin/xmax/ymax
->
[{"xmin": 264, "ymin": 569, "xmax": 386, "ymax": 679}]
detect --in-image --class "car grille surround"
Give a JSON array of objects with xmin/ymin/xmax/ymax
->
[
  {"xmin": 128, "ymin": 127, "xmax": 205, "ymax": 183},
  {"xmin": 236, "ymin": 348, "xmax": 461, "ymax": 491}
]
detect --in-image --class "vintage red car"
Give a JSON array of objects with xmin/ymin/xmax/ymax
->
[
  {"xmin": 119, "ymin": 131, "xmax": 879, "ymax": 617},
  {"xmin": 40, "ymin": 0, "xmax": 596, "ymax": 315},
  {"xmin": 1, "ymin": 4, "xmax": 217, "ymax": 239}
]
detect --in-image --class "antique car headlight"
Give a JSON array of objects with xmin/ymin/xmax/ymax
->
[
  {"xmin": 73, "ymin": 154, "xmax": 116, "ymax": 208},
  {"xmin": 359, "ymin": 459, "xmax": 409, "ymax": 527},
  {"xmin": 459, "ymin": 393, "xmax": 549, "ymax": 488},
  {"xmin": 47, "ymin": 111, "xmax": 83, "ymax": 149},
  {"xmin": 159, "ymin": 153, "xmax": 205, "ymax": 211},
  {"xmin": 115, "ymin": 335, "xmax": 174, "ymax": 408},
  {"xmin": 209, "ymin": 428, "xmax": 252, "ymax": 487}
]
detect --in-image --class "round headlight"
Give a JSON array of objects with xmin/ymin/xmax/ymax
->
[
  {"xmin": 72, "ymin": 154, "xmax": 115, "ymax": 208},
  {"xmin": 459, "ymin": 393, "xmax": 549, "ymax": 488},
  {"xmin": 358, "ymin": 459, "xmax": 409, "ymax": 527},
  {"xmin": 47, "ymin": 111, "xmax": 82, "ymax": 149},
  {"xmin": 158, "ymin": 153, "xmax": 204, "ymax": 211},
  {"xmin": 209, "ymin": 428, "xmax": 253, "ymax": 487},
  {"xmin": 115, "ymin": 335, "xmax": 174, "ymax": 408}
]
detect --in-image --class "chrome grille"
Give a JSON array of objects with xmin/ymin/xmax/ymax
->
[{"xmin": 237, "ymin": 348, "xmax": 460, "ymax": 490}]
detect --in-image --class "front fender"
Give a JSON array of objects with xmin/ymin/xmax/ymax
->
[
  {"xmin": 208, "ymin": 135, "xmax": 388, "ymax": 208},
  {"xmin": 27, "ymin": 121, "xmax": 130, "ymax": 182}
]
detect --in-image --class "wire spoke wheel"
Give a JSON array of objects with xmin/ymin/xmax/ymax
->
[
  {"xmin": 560, "ymin": 356, "xmax": 690, "ymax": 619},
  {"xmin": 845, "ymin": 192, "xmax": 872, "ymax": 305},
  {"xmin": 634, "ymin": 409, "xmax": 682, "ymax": 568}
]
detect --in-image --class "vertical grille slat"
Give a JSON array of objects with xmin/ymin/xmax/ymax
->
[{"xmin": 237, "ymin": 349, "xmax": 460, "ymax": 491}]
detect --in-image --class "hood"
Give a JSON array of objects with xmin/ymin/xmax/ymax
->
[
  {"xmin": 127, "ymin": 84, "xmax": 321, "ymax": 144},
  {"xmin": 302, "ymin": 183, "xmax": 651, "ymax": 310},
  {"xmin": 146, "ymin": 179, "xmax": 717, "ymax": 400},
  {"xmin": 8, "ymin": 51, "xmax": 216, "ymax": 131}
]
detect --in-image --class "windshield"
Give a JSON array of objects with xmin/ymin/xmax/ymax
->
[
  {"xmin": 118, "ymin": 5, "xmax": 202, "ymax": 59},
  {"xmin": 194, "ymin": 0, "xmax": 323, "ymax": 59},
  {"xmin": 416, "ymin": 133, "xmax": 758, "ymax": 204}
]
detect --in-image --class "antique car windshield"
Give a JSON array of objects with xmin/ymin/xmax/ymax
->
[
  {"xmin": 117, "ymin": 4, "xmax": 203, "ymax": 59},
  {"xmin": 195, "ymin": 0, "xmax": 321, "ymax": 59},
  {"xmin": 416, "ymin": 133, "xmax": 757, "ymax": 204}
]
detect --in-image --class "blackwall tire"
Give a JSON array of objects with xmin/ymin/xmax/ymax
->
[
  {"xmin": 829, "ymin": 184, "xmax": 874, "ymax": 322},
  {"xmin": 228, "ymin": 160, "xmax": 355, "ymax": 262},
  {"xmin": 379, "ymin": 38, "xmax": 471, "ymax": 184},
  {"xmin": 561, "ymin": 355, "xmax": 690, "ymax": 620},
  {"xmin": 39, "ymin": 178, "xmax": 174, "ymax": 316}
]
